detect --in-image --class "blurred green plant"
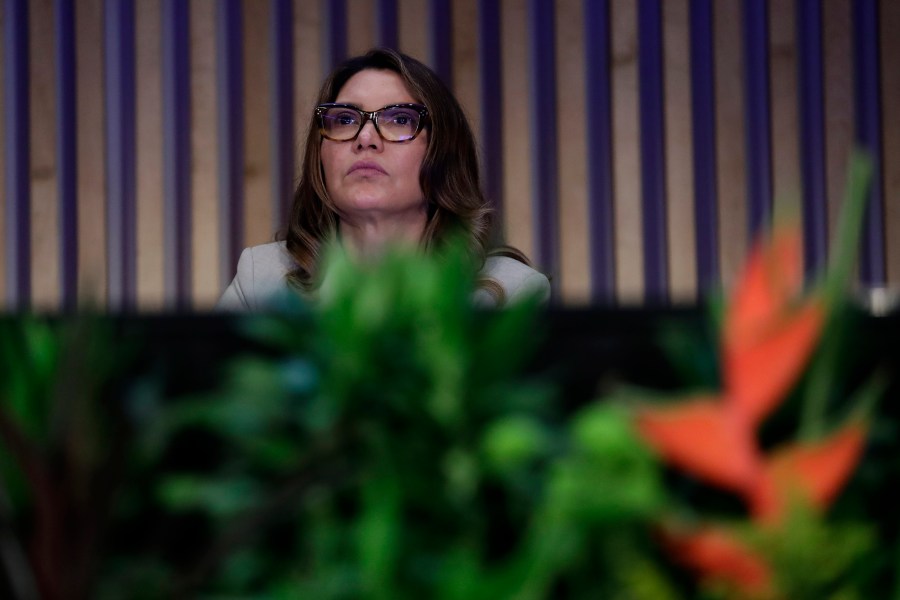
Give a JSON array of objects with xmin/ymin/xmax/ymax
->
[
  {"xmin": 0, "ymin": 153, "xmax": 895, "ymax": 599},
  {"xmin": 0, "ymin": 316, "xmax": 135, "ymax": 600}
]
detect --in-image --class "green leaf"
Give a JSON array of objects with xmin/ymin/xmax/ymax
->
[{"xmin": 821, "ymin": 150, "xmax": 873, "ymax": 309}]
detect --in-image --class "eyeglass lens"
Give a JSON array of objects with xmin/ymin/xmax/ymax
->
[{"xmin": 320, "ymin": 106, "xmax": 423, "ymax": 142}]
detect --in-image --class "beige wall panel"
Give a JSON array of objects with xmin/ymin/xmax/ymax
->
[
  {"xmin": 823, "ymin": 0, "xmax": 853, "ymax": 257},
  {"xmin": 30, "ymin": 0, "xmax": 59, "ymax": 310},
  {"xmin": 555, "ymin": 0, "xmax": 590, "ymax": 304},
  {"xmin": 611, "ymin": 0, "xmax": 642, "ymax": 304},
  {"xmin": 347, "ymin": 0, "xmax": 377, "ymax": 56},
  {"xmin": 452, "ymin": 0, "xmax": 480, "ymax": 146},
  {"xmin": 713, "ymin": 0, "xmax": 747, "ymax": 292},
  {"xmin": 243, "ymin": 0, "xmax": 273, "ymax": 246},
  {"xmin": 76, "ymin": 0, "xmax": 107, "ymax": 305},
  {"xmin": 768, "ymin": 0, "xmax": 800, "ymax": 218},
  {"xmin": 191, "ymin": 0, "xmax": 220, "ymax": 308},
  {"xmin": 500, "ymin": 0, "xmax": 533, "ymax": 260},
  {"xmin": 294, "ymin": 0, "xmax": 322, "ymax": 162},
  {"xmin": 398, "ymin": 0, "xmax": 428, "ymax": 64},
  {"xmin": 0, "ymin": 0, "xmax": 6, "ymax": 303},
  {"xmin": 662, "ymin": 0, "xmax": 696, "ymax": 303},
  {"xmin": 135, "ymin": 0, "xmax": 165, "ymax": 311},
  {"xmin": 882, "ymin": 0, "xmax": 900, "ymax": 287}
]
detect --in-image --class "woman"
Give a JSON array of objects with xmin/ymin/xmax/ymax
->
[{"xmin": 217, "ymin": 48, "xmax": 549, "ymax": 311}]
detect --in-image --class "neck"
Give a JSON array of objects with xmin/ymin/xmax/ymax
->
[{"xmin": 338, "ymin": 208, "xmax": 428, "ymax": 260}]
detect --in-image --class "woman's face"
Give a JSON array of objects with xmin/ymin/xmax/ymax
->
[{"xmin": 320, "ymin": 69, "xmax": 428, "ymax": 223}]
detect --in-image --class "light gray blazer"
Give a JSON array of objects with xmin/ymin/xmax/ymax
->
[{"xmin": 216, "ymin": 241, "xmax": 551, "ymax": 311}]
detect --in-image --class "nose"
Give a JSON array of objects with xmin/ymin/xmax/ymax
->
[{"xmin": 354, "ymin": 119, "xmax": 382, "ymax": 150}]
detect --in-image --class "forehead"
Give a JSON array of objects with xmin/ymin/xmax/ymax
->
[{"xmin": 334, "ymin": 69, "xmax": 418, "ymax": 110}]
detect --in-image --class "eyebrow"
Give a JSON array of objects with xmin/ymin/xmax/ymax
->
[{"xmin": 330, "ymin": 101, "xmax": 417, "ymax": 111}]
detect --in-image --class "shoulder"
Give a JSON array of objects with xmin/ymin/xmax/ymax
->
[
  {"xmin": 477, "ymin": 255, "xmax": 551, "ymax": 306},
  {"xmin": 241, "ymin": 241, "xmax": 296, "ymax": 273},
  {"xmin": 216, "ymin": 241, "xmax": 296, "ymax": 311}
]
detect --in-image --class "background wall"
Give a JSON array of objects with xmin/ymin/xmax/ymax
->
[{"xmin": 1, "ymin": 0, "xmax": 898, "ymax": 311}]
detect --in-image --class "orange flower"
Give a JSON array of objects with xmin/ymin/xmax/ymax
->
[
  {"xmin": 723, "ymin": 226, "xmax": 825, "ymax": 428},
  {"xmin": 750, "ymin": 421, "xmax": 868, "ymax": 524},
  {"xmin": 724, "ymin": 301, "xmax": 825, "ymax": 429},
  {"xmin": 659, "ymin": 524, "xmax": 774, "ymax": 597},
  {"xmin": 636, "ymin": 398, "xmax": 761, "ymax": 495},
  {"xmin": 633, "ymin": 220, "xmax": 870, "ymax": 597},
  {"xmin": 724, "ymin": 226, "xmax": 803, "ymax": 346}
]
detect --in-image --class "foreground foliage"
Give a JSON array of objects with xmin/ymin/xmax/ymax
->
[{"xmin": 0, "ymin": 155, "xmax": 895, "ymax": 599}]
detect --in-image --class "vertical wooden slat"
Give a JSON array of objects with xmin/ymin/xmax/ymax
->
[
  {"xmin": 105, "ymin": 0, "xmax": 137, "ymax": 310},
  {"xmin": 797, "ymin": 0, "xmax": 827, "ymax": 276},
  {"xmin": 4, "ymin": 0, "xmax": 30, "ymax": 309},
  {"xmin": 663, "ymin": 0, "xmax": 696, "ymax": 303},
  {"xmin": 243, "ymin": 0, "xmax": 272, "ymax": 248},
  {"xmin": 768, "ymin": 0, "xmax": 799, "ymax": 216},
  {"xmin": 500, "ymin": 0, "xmax": 533, "ymax": 260},
  {"xmin": 190, "ymin": 0, "xmax": 219, "ymax": 307},
  {"xmin": 852, "ymin": 0, "xmax": 885, "ymax": 286},
  {"xmin": 136, "ymin": 0, "xmax": 164, "ymax": 310},
  {"xmin": 715, "ymin": 0, "xmax": 747, "ymax": 291},
  {"xmin": 398, "ymin": 0, "xmax": 427, "ymax": 66},
  {"xmin": 452, "ymin": 0, "xmax": 479, "ymax": 143},
  {"xmin": 346, "ymin": 0, "xmax": 376, "ymax": 57},
  {"xmin": 378, "ymin": 0, "xmax": 399, "ymax": 49},
  {"xmin": 271, "ymin": 0, "xmax": 293, "ymax": 231},
  {"xmin": 584, "ymin": 0, "xmax": 615, "ymax": 303},
  {"xmin": 638, "ymin": 0, "xmax": 667, "ymax": 302},
  {"xmin": 823, "ymin": 0, "xmax": 852, "ymax": 265},
  {"xmin": 743, "ymin": 0, "xmax": 773, "ymax": 239},
  {"xmin": 162, "ymin": 0, "xmax": 191, "ymax": 309},
  {"xmin": 430, "ymin": 0, "xmax": 452, "ymax": 84},
  {"xmin": 478, "ymin": 0, "xmax": 503, "ymax": 227},
  {"xmin": 528, "ymin": 0, "xmax": 559, "ymax": 282},
  {"xmin": 556, "ymin": 0, "xmax": 588, "ymax": 302},
  {"xmin": 217, "ymin": 0, "xmax": 244, "ymax": 286},
  {"xmin": 611, "ymin": 0, "xmax": 642, "ymax": 303},
  {"xmin": 689, "ymin": 0, "xmax": 718, "ymax": 293},
  {"xmin": 323, "ymin": 0, "xmax": 347, "ymax": 71},
  {"xmin": 294, "ymin": 0, "xmax": 322, "ymax": 158},
  {"xmin": 31, "ymin": 0, "xmax": 58, "ymax": 310},
  {"xmin": 882, "ymin": 0, "xmax": 900, "ymax": 287},
  {"xmin": 76, "ymin": 0, "xmax": 107, "ymax": 306},
  {"xmin": 56, "ymin": 0, "xmax": 78, "ymax": 310}
]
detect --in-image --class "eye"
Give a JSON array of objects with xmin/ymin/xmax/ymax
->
[
  {"xmin": 383, "ymin": 108, "xmax": 418, "ymax": 126},
  {"xmin": 334, "ymin": 111, "xmax": 359, "ymax": 126},
  {"xmin": 322, "ymin": 108, "xmax": 360, "ymax": 128}
]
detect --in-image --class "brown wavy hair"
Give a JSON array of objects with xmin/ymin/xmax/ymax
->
[{"xmin": 282, "ymin": 48, "xmax": 494, "ymax": 292}]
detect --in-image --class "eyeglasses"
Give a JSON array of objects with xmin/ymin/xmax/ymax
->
[{"xmin": 315, "ymin": 103, "xmax": 429, "ymax": 142}]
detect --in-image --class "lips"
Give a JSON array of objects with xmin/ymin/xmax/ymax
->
[{"xmin": 348, "ymin": 161, "xmax": 388, "ymax": 176}]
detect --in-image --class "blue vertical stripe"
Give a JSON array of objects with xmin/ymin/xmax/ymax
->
[
  {"xmin": 852, "ymin": 0, "xmax": 885, "ymax": 286},
  {"xmin": 104, "ymin": 0, "xmax": 137, "ymax": 310},
  {"xmin": 743, "ymin": 0, "xmax": 773, "ymax": 240},
  {"xmin": 4, "ymin": 0, "xmax": 31, "ymax": 309},
  {"xmin": 56, "ymin": 0, "xmax": 78, "ymax": 310},
  {"xmin": 584, "ymin": 0, "xmax": 615, "ymax": 304},
  {"xmin": 797, "ymin": 0, "xmax": 827, "ymax": 278},
  {"xmin": 689, "ymin": 0, "xmax": 719, "ymax": 294},
  {"xmin": 528, "ymin": 0, "xmax": 559, "ymax": 283},
  {"xmin": 271, "ymin": 0, "xmax": 294, "ymax": 231},
  {"xmin": 429, "ymin": 0, "xmax": 452, "ymax": 85},
  {"xmin": 378, "ymin": 0, "xmax": 399, "ymax": 50},
  {"xmin": 162, "ymin": 0, "xmax": 192, "ymax": 310},
  {"xmin": 478, "ymin": 0, "xmax": 504, "ymax": 230},
  {"xmin": 217, "ymin": 0, "xmax": 245, "ymax": 287},
  {"xmin": 638, "ymin": 0, "xmax": 668, "ymax": 302},
  {"xmin": 324, "ymin": 0, "xmax": 347, "ymax": 71}
]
